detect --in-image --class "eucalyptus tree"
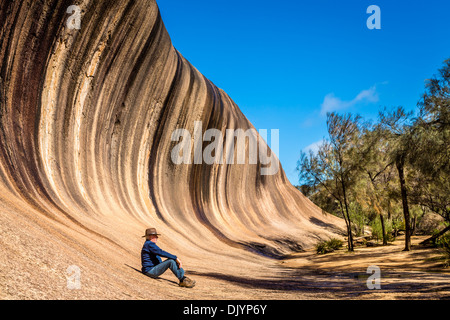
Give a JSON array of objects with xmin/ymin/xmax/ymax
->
[
  {"xmin": 378, "ymin": 107, "xmax": 415, "ymax": 251},
  {"xmin": 298, "ymin": 112, "xmax": 368, "ymax": 251}
]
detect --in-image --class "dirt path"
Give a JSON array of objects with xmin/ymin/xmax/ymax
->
[{"xmin": 175, "ymin": 236, "xmax": 450, "ymax": 300}]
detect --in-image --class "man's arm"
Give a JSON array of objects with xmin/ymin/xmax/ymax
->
[{"xmin": 148, "ymin": 242, "xmax": 177, "ymax": 260}]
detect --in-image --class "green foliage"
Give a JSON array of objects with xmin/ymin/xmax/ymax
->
[
  {"xmin": 349, "ymin": 201, "xmax": 368, "ymax": 237},
  {"xmin": 297, "ymin": 58, "xmax": 450, "ymax": 251},
  {"xmin": 434, "ymin": 232, "xmax": 450, "ymax": 267},
  {"xmin": 391, "ymin": 218, "xmax": 404, "ymax": 237},
  {"xmin": 316, "ymin": 238, "xmax": 343, "ymax": 254},
  {"xmin": 369, "ymin": 216, "xmax": 393, "ymax": 243},
  {"xmin": 369, "ymin": 217, "xmax": 382, "ymax": 242},
  {"xmin": 410, "ymin": 59, "xmax": 450, "ymax": 221}
]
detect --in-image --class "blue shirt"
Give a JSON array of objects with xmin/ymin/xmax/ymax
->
[{"xmin": 141, "ymin": 240, "xmax": 178, "ymax": 273}]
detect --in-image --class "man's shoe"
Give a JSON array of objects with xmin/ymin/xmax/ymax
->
[{"xmin": 179, "ymin": 276, "xmax": 196, "ymax": 288}]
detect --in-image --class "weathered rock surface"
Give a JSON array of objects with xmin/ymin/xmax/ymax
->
[{"xmin": 0, "ymin": 0, "xmax": 344, "ymax": 299}]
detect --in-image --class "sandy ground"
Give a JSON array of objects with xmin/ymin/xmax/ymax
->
[
  {"xmin": 105, "ymin": 236, "xmax": 450, "ymax": 300},
  {"xmin": 2, "ymin": 210, "xmax": 449, "ymax": 301},
  {"xmin": 0, "ymin": 185, "xmax": 448, "ymax": 300},
  {"xmin": 274, "ymin": 235, "xmax": 450, "ymax": 299},
  {"xmin": 115, "ymin": 235, "xmax": 450, "ymax": 300},
  {"xmin": 159, "ymin": 235, "xmax": 450, "ymax": 300}
]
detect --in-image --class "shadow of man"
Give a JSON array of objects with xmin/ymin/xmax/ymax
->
[{"xmin": 124, "ymin": 264, "xmax": 179, "ymax": 286}]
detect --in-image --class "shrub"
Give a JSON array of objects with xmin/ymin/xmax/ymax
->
[
  {"xmin": 316, "ymin": 238, "xmax": 343, "ymax": 254},
  {"xmin": 435, "ymin": 233, "xmax": 450, "ymax": 267},
  {"xmin": 369, "ymin": 216, "xmax": 394, "ymax": 243},
  {"xmin": 349, "ymin": 202, "xmax": 367, "ymax": 237},
  {"xmin": 369, "ymin": 218, "xmax": 383, "ymax": 242}
]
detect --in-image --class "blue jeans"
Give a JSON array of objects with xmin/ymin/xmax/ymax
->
[{"xmin": 145, "ymin": 259, "xmax": 185, "ymax": 281}]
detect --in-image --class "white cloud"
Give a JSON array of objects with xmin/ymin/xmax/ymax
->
[
  {"xmin": 320, "ymin": 85, "xmax": 379, "ymax": 116},
  {"xmin": 303, "ymin": 139, "xmax": 323, "ymax": 154}
]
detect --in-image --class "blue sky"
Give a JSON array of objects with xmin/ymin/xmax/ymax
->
[{"xmin": 157, "ymin": 0, "xmax": 450, "ymax": 185}]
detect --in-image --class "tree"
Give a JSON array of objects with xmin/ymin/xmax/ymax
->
[
  {"xmin": 411, "ymin": 59, "xmax": 450, "ymax": 243},
  {"xmin": 297, "ymin": 58, "xmax": 450, "ymax": 251},
  {"xmin": 297, "ymin": 113, "xmax": 367, "ymax": 251},
  {"xmin": 358, "ymin": 126, "xmax": 396, "ymax": 245},
  {"xmin": 378, "ymin": 107, "xmax": 415, "ymax": 251}
]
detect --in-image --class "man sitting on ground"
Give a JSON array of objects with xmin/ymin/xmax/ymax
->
[{"xmin": 141, "ymin": 228, "xmax": 195, "ymax": 288}]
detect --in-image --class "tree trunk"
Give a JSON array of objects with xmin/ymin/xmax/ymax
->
[
  {"xmin": 341, "ymin": 181, "xmax": 354, "ymax": 251},
  {"xmin": 380, "ymin": 213, "xmax": 387, "ymax": 245},
  {"xmin": 387, "ymin": 199, "xmax": 391, "ymax": 220},
  {"xmin": 411, "ymin": 216, "xmax": 416, "ymax": 236},
  {"xmin": 396, "ymin": 155, "xmax": 411, "ymax": 251},
  {"xmin": 338, "ymin": 199, "xmax": 354, "ymax": 252},
  {"xmin": 345, "ymin": 208, "xmax": 354, "ymax": 251},
  {"xmin": 420, "ymin": 225, "xmax": 450, "ymax": 245}
]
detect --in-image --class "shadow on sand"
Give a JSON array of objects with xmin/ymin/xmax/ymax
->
[{"xmin": 187, "ymin": 267, "xmax": 450, "ymax": 299}]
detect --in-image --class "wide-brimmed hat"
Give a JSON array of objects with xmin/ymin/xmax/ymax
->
[{"xmin": 142, "ymin": 228, "xmax": 161, "ymax": 237}]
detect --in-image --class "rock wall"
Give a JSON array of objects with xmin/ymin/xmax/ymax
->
[{"xmin": 0, "ymin": 0, "xmax": 344, "ymax": 298}]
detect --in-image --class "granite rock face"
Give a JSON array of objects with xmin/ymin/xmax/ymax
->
[{"xmin": 0, "ymin": 0, "xmax": 344, "ymax": 298}]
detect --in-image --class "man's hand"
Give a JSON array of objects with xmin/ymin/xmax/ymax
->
[{"xmin": 176, "ymin": 258, "xmax": 183, "ymax": 269}]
